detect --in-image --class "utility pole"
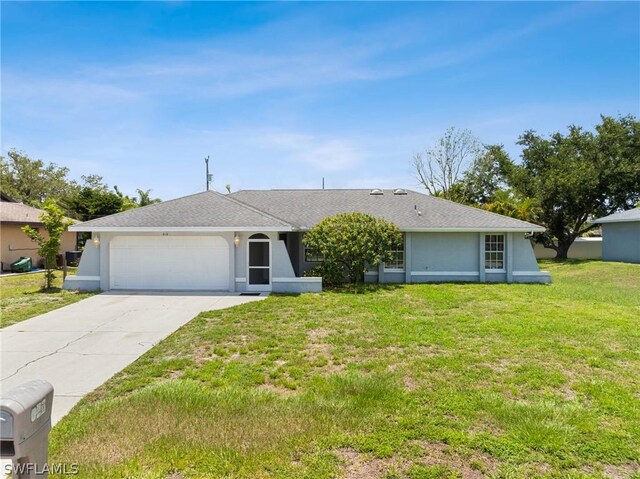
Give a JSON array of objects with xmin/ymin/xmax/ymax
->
[{"xmin": 205, "ymin": 156, "xmax": 213, "ymax": 191}]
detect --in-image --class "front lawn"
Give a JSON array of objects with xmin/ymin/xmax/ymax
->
[
  {"xmin": 50, "ymin": 261, "xmax": 640, "ymax": 478},
  {"xmin": 0, "ymin": 271, "xmax": 97, "ymax": 328}
]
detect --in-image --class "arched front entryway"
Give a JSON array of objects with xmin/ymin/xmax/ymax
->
[{"xmin": 247, "ymin": 233, "xmax": 271, "ymax": 291}]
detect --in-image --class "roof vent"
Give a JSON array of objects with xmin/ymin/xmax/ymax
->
[
  {"xmin": 369, "ymin": 189, "xmax": 384, "ymax": 195},
  {"xmin": 393, "ymin": 188, "xmax": 407, "ymax": 195}
]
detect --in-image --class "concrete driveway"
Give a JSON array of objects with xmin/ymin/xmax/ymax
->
[{"xmin": 0, "ymin": 291, "xmax": 265, "ymax": 424}]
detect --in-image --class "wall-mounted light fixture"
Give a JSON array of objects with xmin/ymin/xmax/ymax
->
[
  {"xmin": 234, "ymin": 234, "xmax": 240, "ymax": 247},
  {"xmin": 92, "ymin": 234, "xmax": 101, "ymax": 247}
]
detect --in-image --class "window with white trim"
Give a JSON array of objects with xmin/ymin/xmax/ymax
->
[
  {"xmin": 304, "ymin": 245, "xmax": 324, "ymax": 263},
  {"xmin": 384, "ymin": 235, "xmax": 405, "ymax": 271},
  {"xmin": 485, "ymin": 234, "xmax": 505, "ymax": 270}
]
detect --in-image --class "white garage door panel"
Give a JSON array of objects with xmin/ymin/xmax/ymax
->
[{"xmin": 110, "ymin": 236, "xmax": 229, "ymax": 290}]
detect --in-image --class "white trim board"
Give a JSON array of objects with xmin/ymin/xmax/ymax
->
[
  {"xmin": 401, "ymin": 227, "xmax": 545, "ymax": 233},
  {"xmin": 73, "ymin": 226, "xmax": 545, "ymax": 233},
  {"xmin": 272, "ymin": 277, "xmax": 322, "ymax": 283},
  {"xmin": 235, "ymin": 277, "xmax": 247, "ymax": 282},
  {"xmin": 411, "ymin": 271, "xmax": 479, "ymax": 276},
  {"xmin": 70, "ymin": 226, "xmax": 291, "ymax": 233},
  {"xmin": 65, "ymin": 275, "xmax": 100, "ymax": 281},
  {"xmin": 512, "ymin": 271, "xmax": 551, "ymax": 276}
]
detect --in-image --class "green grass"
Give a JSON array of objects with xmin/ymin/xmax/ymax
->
[
  {"xmin": 49, "ymin": 260, "xmax": 640, "ymax": 478},
  {"xmin": 0, "ymin": 270, "xmax": 97, "ymax": 328}
]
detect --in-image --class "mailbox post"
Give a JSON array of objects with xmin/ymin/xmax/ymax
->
[{"xmin": 0, "ymin": 380, "xmax": 54, "ymax": 478}]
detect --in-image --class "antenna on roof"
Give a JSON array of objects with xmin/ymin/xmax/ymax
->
[
  {"xmin": 205, "ymin": 156, "xmax": 213, "ymax": 191},
  {"xmin": 322, "ymin": 177, "xmax": 325, "ymax": 190}
]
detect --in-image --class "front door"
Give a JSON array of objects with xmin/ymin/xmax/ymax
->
[{"xmin": 247, "ymin": 238, "xmax": 271, "ymax": 291}]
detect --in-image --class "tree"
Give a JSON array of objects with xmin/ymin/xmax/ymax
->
[
  {"xmin": 481, "ymin": 189, "xmax": 540, "ymax": 223},
  {"xmin": 135, "ymin": 188, "xmax": 161, "ymax": 206},
  {"xmin": 505, "ymin": 115, "xmax": 640, "ymax": 259},
  {"xmin": 302, "ymin": 212, "xmax": 402, "ymax": 285},
  {"xmin": 0, "ymin": 150, "xmax": 78, "ymax": 207},
  {"xmin": 22, "ymin": 200, "xmax": 73, "ymax": 289},
  {"xmin": 66, "ymin": 186, "xmax": 124, "ymax": 221},
  {"xmin": 114, "ymin": 186, "xmax": 138, "ymax": 211},
  {"xmin": 458, "ymin": 145, "xmax": 510, "ymax": 205},
  {"xmin": 413, "ymin": 127, "xmax": 482, "ymax": 200}
]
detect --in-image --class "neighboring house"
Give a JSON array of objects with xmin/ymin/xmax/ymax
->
[
  {"xmin": 0, "ymin": 192, "xmax": 77, "ymax": 271},
  {"xmin": 593, "ymin": 208, "xmax": 640, "ymax": 264},
  {"xmin": 533, "ymin": 237, "xmax": 602, "ymax": 260},
  {"xmin": 64, "ymin": 189, "xmax": 550, "ymax": 292}
]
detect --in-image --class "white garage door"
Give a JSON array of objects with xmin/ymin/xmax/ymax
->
[{"xmin": 110, "ymin": 236, "xmax": 229, "ymax": 290}]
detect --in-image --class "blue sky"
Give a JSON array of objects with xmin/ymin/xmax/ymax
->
[{"xmin": 2, "ymin": 1, "xmax": 639, "ymax": 200}]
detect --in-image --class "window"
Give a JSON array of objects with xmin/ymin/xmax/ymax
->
[
  {"xmin": 485, "ymin": 234, "xmax": 505, "ymax": 270},
  {"xmin": 304, "ymin": 245, "xmax": 324, "ymax": 263},
  {"xmin": 384, "ymin": 235, "xmax": 405, "ymax": 271}
]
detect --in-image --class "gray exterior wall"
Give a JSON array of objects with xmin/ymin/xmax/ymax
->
[
  {"xmin": 602, "ymin": 222, "xmax": 640, "ymax": 264},
  {"xmin": 512, "ymin": 235, "xmax": 543, "ymax": 271},
  {"xmin": 290, "ymin": 231, "xmax": 550, "ymax": 284},
  {"xmin": 65, "ymin": 228, "xmax": 552, "ymax": 292},
  {"xmin": 408, "ymin": 232, "xmax": 481, "ymax": 283}
]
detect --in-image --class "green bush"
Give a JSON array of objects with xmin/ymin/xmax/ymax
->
[{"xmin": 302, "ymin": 212, "xmax": 401, "ymax": 285}]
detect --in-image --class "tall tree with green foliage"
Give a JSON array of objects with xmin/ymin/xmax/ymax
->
[
  {"xmin": 66, "ymin": 186, "xmax": 124, "ymax": 221},
  {"xmin": 458, "ymin": 145, "xmax": 510, "ymax": 205},
  {"xmin": 303, "ymin": 212, "xmax": 402, "ymax": 285},
  {"xmin": 504, "ymin": 114, "xmax": 640, "ymax": 258},
  {"xmin": 22, "ymin": 200, "xmax": 73, "ymax": 289},
  {"xmin": 0, "ymin": 150, "xmax": 78, "ymax": 207}
]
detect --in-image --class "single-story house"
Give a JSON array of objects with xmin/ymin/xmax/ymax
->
[
  {"xmin": 64, "ymin": 189, "xmax": 551, "ymax": 292},
  {"xmin": 593, "ymin": 208, "xmax": 640, "ymax": 264},
  {"xmin": 0, "ymin": 192, "xmax": 77, "ymax": 271}
]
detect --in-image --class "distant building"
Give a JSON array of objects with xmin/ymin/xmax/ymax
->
[
  {"xmin": 0, "ymin": 193, "xmax": 77, "ymax": 271},
  {"xmin": 593, "ymin": 208, "xmax": 640, "ymax": 264}
]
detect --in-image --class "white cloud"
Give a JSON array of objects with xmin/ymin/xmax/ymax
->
[{"xmin": 257, "ymin": 131, "xmax": 362, "ymax": 172}]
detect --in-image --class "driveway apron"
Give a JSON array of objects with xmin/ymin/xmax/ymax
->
[{"xmin": 0, "ymin": 291, "xmax": 265, "ymax": 424}]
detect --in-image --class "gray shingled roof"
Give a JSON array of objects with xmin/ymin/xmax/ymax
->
[
  {"xmin": 70, "ymin": 188, "xmax": 545, "ymax": 232},
  {"xmin": 593, "ymin": 208, "xmax": 640, "ymax": 224},
  {"xmin": 230, "ymin": 189, "xmax": 544, "ymax": 231},
  {"xmin": 70, "ymin": 191, "xmax": 292, "ymax": 231}
]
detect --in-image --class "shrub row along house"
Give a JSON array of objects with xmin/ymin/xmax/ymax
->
[{"xmin": 64, "ymin": 189, "xmax": 551, "ymax": 292}]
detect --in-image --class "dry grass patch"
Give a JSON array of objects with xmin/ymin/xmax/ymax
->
[{"xmin": 336, "ymin": 448, "xmax": 403, "ymax": 478}]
